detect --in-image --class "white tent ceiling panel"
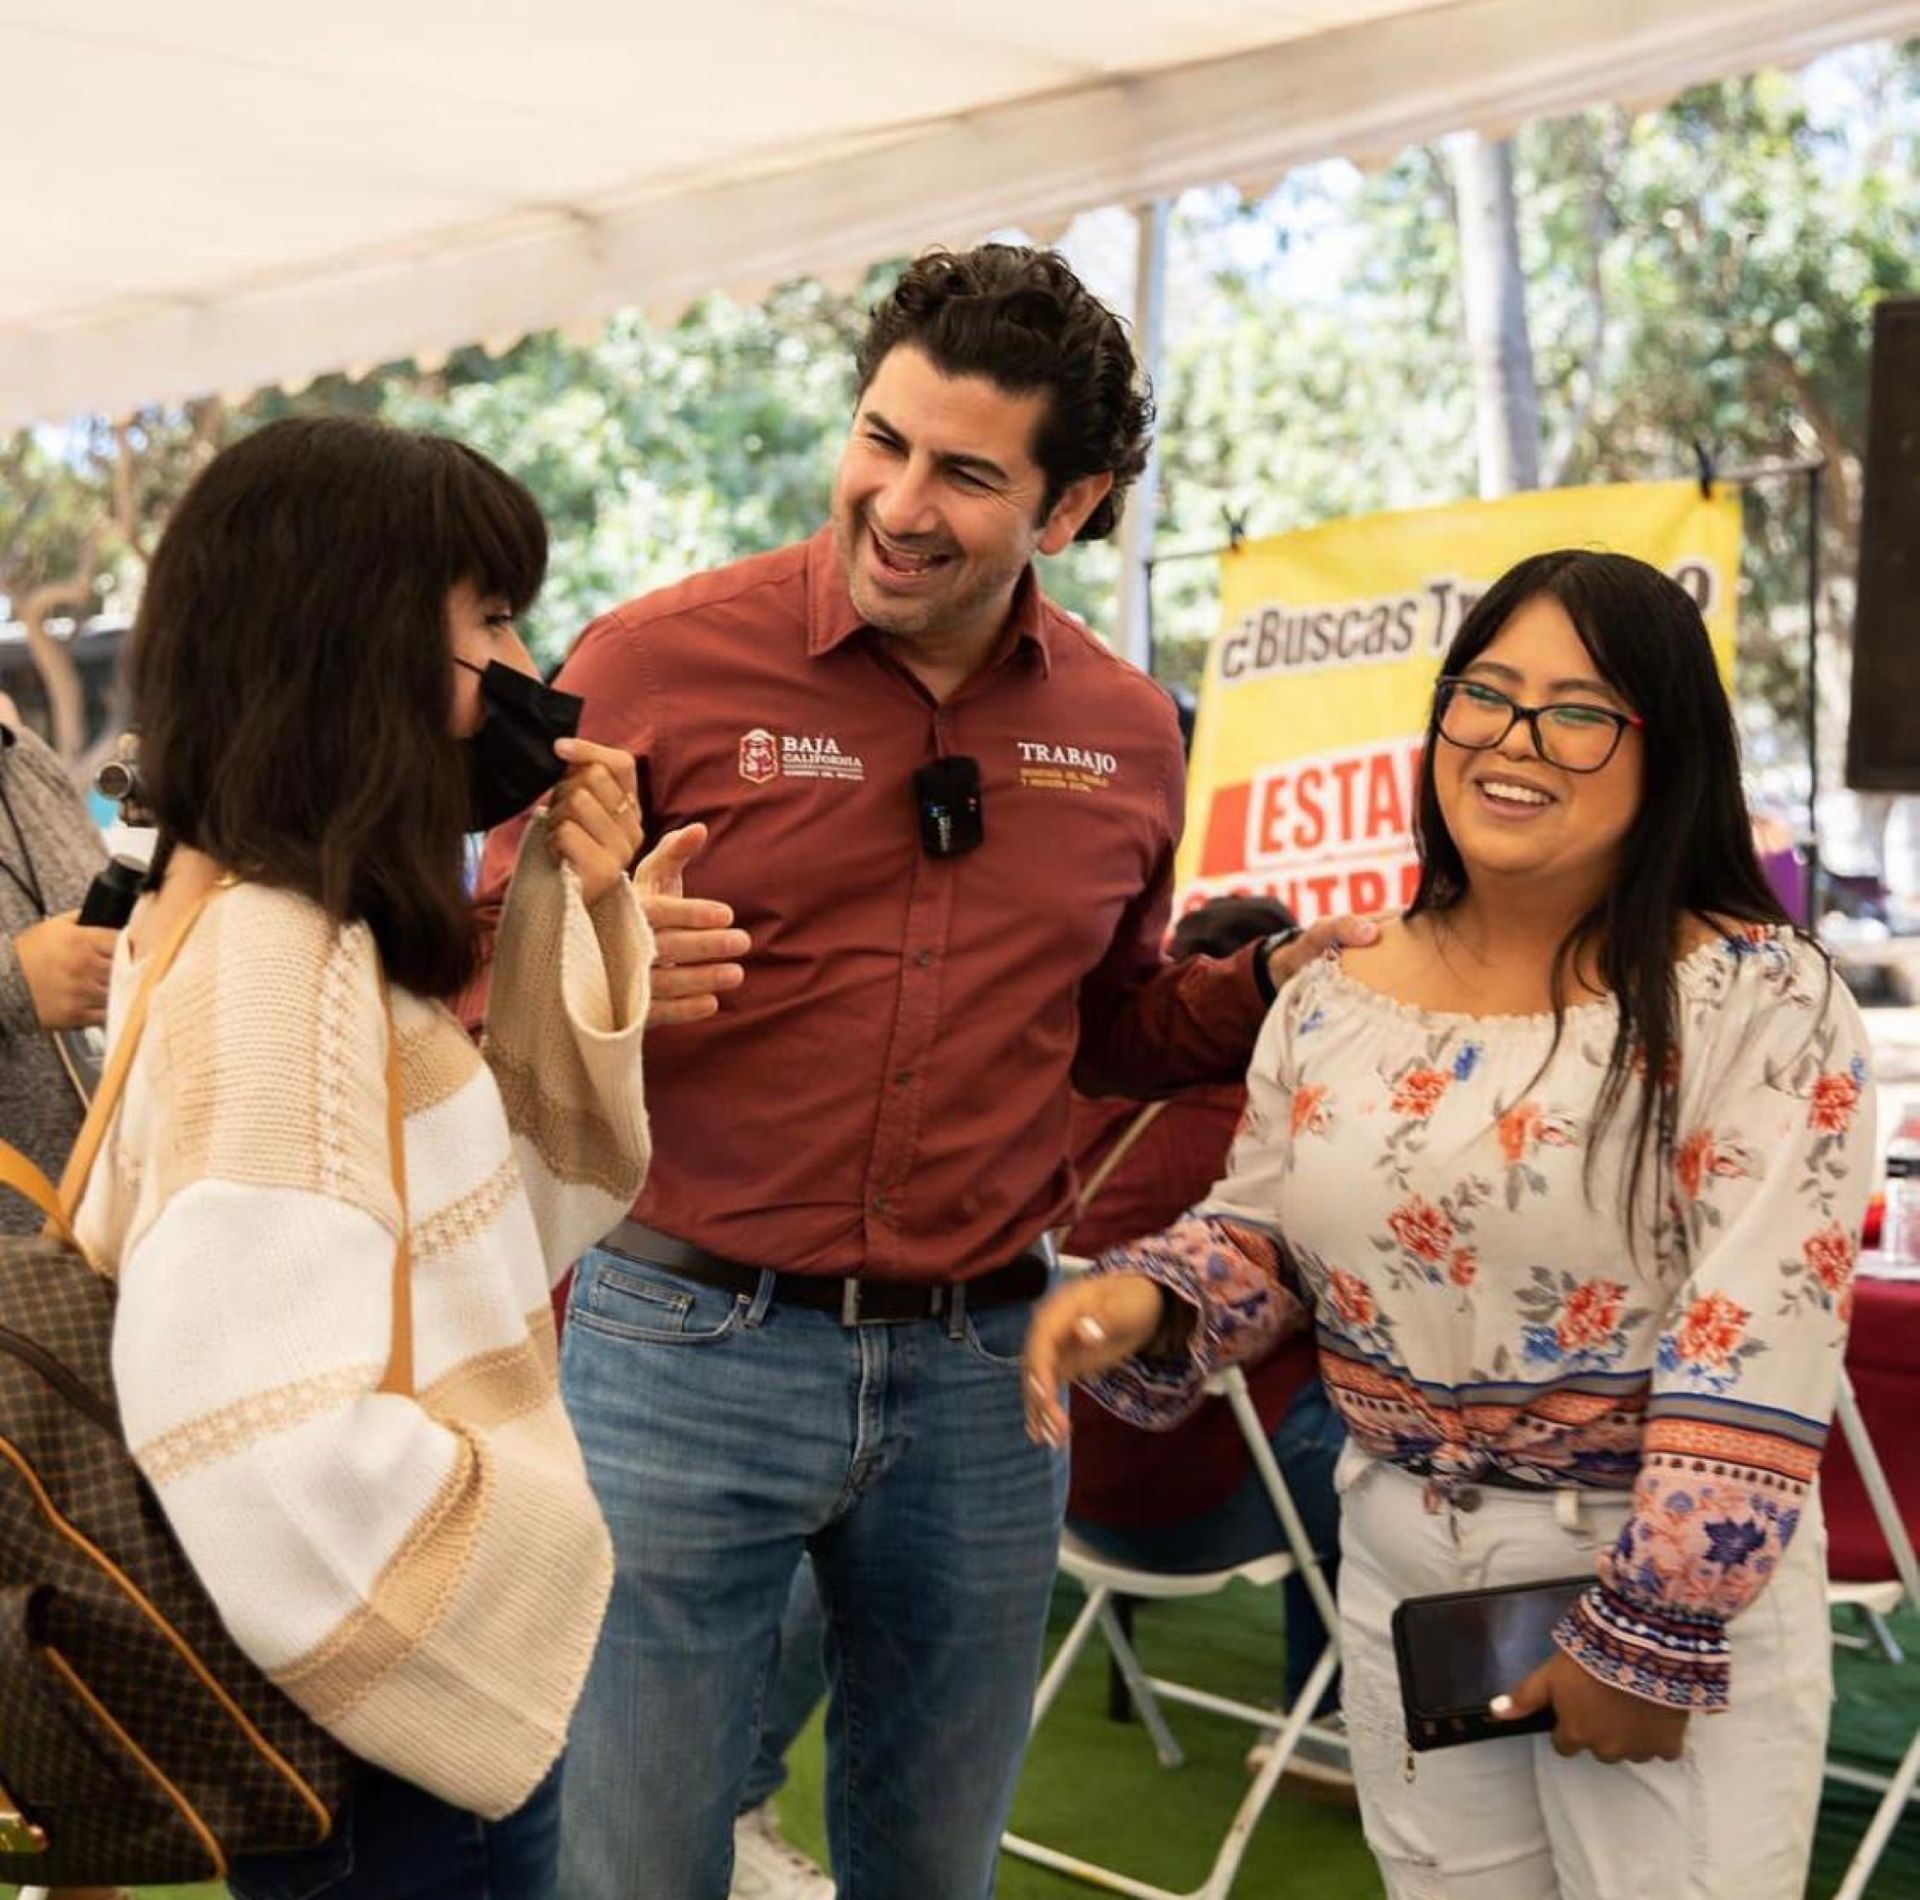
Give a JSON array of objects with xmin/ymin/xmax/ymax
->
[{"xmin": 1, "ymin": 0, "xmax": 1916, "ymax": 429}]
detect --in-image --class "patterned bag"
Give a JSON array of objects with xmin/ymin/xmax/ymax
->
[{"xmin": 0, "ymin": 882, "xmax": 414, "ymax": 1886}]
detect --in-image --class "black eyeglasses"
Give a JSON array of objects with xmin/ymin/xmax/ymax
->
[{"xmin": 1433, "ymin": 676, "xmax": 1644, "ymax": 774}]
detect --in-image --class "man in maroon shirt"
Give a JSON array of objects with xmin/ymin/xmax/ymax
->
[{"xmin": 481, "ymin": 245, "xmax": 1365, "ymax": 1900}]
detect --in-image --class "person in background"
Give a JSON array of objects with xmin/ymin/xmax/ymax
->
[
  {"xmin": 1025, "ymin": 550, "xmax": 1874, "ymax": 1899},
  {"xmin": 1751, "ymin": 805, "xmax": 1808, "ymax": 927},
  {"xmin": 0, "ymin": 688, "xmax": 110, "ymax": 1228},
  {"xmin": 1064, "ymin": 894, "xmax": 1348, "ymax": 1783},
  {"xmin": 2, "ymin": 690, "xmax": 122, "ymax": 1900},
  {"xmin": 478, "ymin": 242, "xmax": 1369, "ymax": 1900}
]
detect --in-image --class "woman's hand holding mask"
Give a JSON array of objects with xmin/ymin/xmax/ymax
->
[
  {"xmin": 545, "ymin": 740, "xmax": 751, "ymax": 1028},
  {"xmin": 545, "ymin": 738, "xmax": 645, "ymax": 905}
]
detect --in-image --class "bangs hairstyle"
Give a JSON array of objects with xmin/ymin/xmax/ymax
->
[
  {"xmin": 855, "ymin": 245, "xmax": 1153, "ymax": 542},
  {"xmin": 1408, "ymin": 549, "xmax": 1791, "ymax": 1235},
  {"xmin": 132, "ymin": 415, "xmax": 547, "ymax": 998}
]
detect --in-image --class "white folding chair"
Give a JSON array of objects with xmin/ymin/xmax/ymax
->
[
  {"xmin": 1825, "ymin": 1368, "xmax": 1920, "ymax": 1900},
  {"xmin": 1001, "ymin": 1361, "xmax": 1345, "ymax": 1900}
]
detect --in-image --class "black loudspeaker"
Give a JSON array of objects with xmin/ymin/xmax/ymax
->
[{"xmin": 1847, "ymin": 296, "xmax": 1920, "ymax": 792}]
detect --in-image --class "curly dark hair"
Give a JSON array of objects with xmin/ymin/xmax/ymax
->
[{"xmin": 854, "ymin": 245, "xmax": 1154, "ymax": 542}]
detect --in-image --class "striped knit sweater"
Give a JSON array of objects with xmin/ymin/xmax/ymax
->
[{"xmin": 74, "ymin": 819, "xmax": 651, "ymax": 1818}]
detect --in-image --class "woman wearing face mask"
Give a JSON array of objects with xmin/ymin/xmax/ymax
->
[
  {"xmin": 67, "ymin": 416, "xmax": 656, "ymax": 1900},
  {"xmin": 1023, "ymin": 550, "xmax": 1874, "ymax": 1899}
]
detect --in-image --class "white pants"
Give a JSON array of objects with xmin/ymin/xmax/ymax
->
[{"xmin": 1338, "ymin": 1449, "xmax": 1831, "ymax": 1900}]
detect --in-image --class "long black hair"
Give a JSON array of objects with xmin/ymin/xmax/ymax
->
[
  {"xmin": 133, "ymin": 415, "xmax": 546, "ymax": 997},
  {"xmin": 1408, "ymin": 548, "xmax": 1787, "ymax": 1226}
]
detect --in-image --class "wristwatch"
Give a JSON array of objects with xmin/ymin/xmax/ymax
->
[{"xmin": 1252, "ymin": 925, "xmax": 1304, "ymax": 1007}]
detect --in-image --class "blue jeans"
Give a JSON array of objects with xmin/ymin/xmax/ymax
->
[
  {"xmin": 558, "ymin": 1248, "xmax": 1068, "ymax": 1900},
  {"xmin": 225, "ymin": 1760, "xmax": 561, "ymax": 1900},
  {"xmin": 1068, "ymin": 1376, "xmax": 1346, "ymax": 1712}
]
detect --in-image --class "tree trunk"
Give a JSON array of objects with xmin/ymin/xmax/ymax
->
[
  {"xmin": 20, "ymin": 575, "xmax": 94, "ymax": 765},
  {"xmin": 1447, "ymin": 132, "xmax": 1541, "ymax": 498}
]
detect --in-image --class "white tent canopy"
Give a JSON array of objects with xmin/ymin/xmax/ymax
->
[{"xmin": 4, "ymin": 0, "xmax": 1918, "ymax": 431}]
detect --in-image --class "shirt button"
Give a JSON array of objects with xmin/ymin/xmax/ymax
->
[
  {"xmin": 1453, "ymin": 1486, "xmax": 1482, "ymax": 1513},
  {"xmin": 892, "ymin": 1070, "xmax": 914, "ymax": 1088},
  {"xmin": 871, "ymin": 1194, "xmax": 890, "ymax": 1215},
  {"xmin": 914, "ymin": 950, "xmax": 936, "ymax": 969}
]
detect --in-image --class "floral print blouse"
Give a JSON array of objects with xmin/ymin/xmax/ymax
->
[{"xmin": 1088, "ymin": 926, "xmax": 1874, "ymax": 1711}]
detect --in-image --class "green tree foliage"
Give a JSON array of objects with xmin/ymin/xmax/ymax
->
[
  {"xmin": 1146, "ymin": 159, "xmax": 1478, "ymax": 690},
  {"xmin": 0, "ymin": 405, "xmax": 222, "ymax": 759},
  {"xmin": 371, "ymin": 276, "xmax": 878, "ymax": 662},
  {"xmin": 1539, "ymin": 51, "xmax": 1920, "ymax": 767}
]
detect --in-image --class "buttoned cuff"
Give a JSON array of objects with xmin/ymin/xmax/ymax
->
[
  {"xmin": 1080, "ymin": 1213, "xmax": 1295, "ymax": 1431},
  {"xmin": 1553, "ymin": 1582, "xmax": 1730, "ymax": 1712}
]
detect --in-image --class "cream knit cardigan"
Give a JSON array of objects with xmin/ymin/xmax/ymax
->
[{"xmin": 74, "ymin": 821, "xmax": 651, "ymax": 1818}]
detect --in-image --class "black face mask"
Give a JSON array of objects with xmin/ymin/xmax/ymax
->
[{"xmin": 455, "ymin": 659, "xmax": 584, "ymax": 833}]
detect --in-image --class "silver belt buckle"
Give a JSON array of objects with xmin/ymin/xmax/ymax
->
[{"xmin": 837, "ymin": 1278, "xmax": 947, "ymax": 1326}]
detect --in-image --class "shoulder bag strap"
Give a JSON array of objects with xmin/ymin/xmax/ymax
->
[
  {"xmin": 46, "ymin": 879, "xmax": 418, "ymax": 1398},
  {"xmin": 0, "ymin": 1143, "xmax": 75, "ymax": 1246},
  {"xmin": 0, "ymin": 885, "xmax": 220, "ymax": 1246},
  {"xmin": 54, "ymin": 879, "xmax": 225, "ymax": 1218}
]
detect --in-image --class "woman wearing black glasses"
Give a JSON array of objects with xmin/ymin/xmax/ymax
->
[{"xmin": 1023, "ymin": 548, "xmax": 1873, "ymax": 1899}]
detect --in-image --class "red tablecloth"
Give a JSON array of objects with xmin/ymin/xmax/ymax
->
[{"xmin": 1825, "ymin": 1268, "xmax": 1920, "ymax": 1582}]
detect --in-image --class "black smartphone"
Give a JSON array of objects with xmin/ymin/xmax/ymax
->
[{"xmin": 1391, "ymin": 1574, "xmax": 1591, "ymax": 1751}]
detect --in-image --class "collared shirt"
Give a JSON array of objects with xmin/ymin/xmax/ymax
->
[{"xmin": 478, "ymin": 528, "xmax": 1268, "ymax": 1282}]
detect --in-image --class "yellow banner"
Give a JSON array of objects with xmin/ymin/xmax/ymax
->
[{"xmin": 1177, "ymin": 480, "xmax": 1741, "ymax": 923}]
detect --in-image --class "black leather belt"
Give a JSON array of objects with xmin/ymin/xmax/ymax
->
[{"xmin": 603, "ymin": 1220, "xmax": 1054, "ymax": 1325}]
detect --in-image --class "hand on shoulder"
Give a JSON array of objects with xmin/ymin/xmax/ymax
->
[{"xmin": 1263, "ymin": 911, "xmax": 1388, "ymax": 994}]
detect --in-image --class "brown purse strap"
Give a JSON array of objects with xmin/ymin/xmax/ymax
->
[
  {"xmin": 38, "ymin": 879, "xmax": 417, "ymax": 1399},
  {"xmin": 0, "ymin": 887, "xmax": 223, "ymax": 1251},
  {"xmin": 0, "ymin": 1144, "xmax": 74, "ymax": 1247},
  {"xmin": 55, "ymin": 880, "xmax": 224, "ymax": 1214}
]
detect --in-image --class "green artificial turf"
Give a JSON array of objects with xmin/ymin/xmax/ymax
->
[{"xmin": 8, "ymin": 1591, "xmax": 1915, "ymax": 1898}]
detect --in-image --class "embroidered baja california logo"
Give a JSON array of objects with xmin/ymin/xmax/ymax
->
[
  {"xmin": 779, "ymin": 734, "xmax": 866, "ymax": 782},
  {"xmin": 736, "ymin": 729, "xmax": 868, "ymax": 785},
  {"xmin": 1016, "ymin": 739, "xmax": 1118, "ymax": 794},
  {"xmin": 738, "ymin": 727, "xmax": 779, "ymax": 784}
]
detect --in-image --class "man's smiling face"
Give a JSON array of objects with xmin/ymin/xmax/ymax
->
[{"xmin": 832, "ymin": 344, "xmax": 1076, "ymax": 655}]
